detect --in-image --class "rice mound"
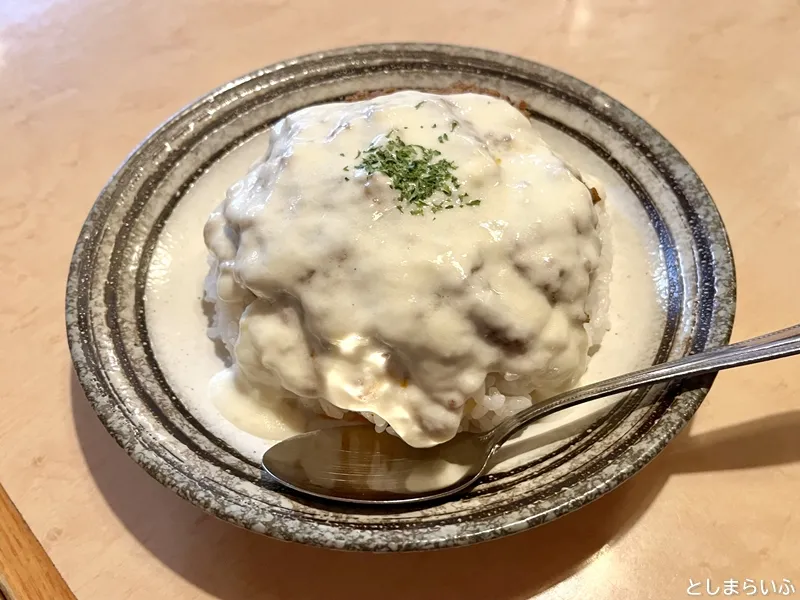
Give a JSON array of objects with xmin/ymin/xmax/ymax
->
[{"xmin": 204, "ymin": 201, "xmax": 611, "ymax": 437}]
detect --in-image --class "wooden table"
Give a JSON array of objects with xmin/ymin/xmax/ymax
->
[{"xmin": 1, "ymin": 0, "xmax": 799, "ymax": 598}]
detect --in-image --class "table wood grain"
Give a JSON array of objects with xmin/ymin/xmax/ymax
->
[
  {"xmin": 1, "ymin": 0, "xmax": 799, "ymax": 598},
  {"xmin": 0, "ymin": 484, "xmax": 76, "ymax": 600}
]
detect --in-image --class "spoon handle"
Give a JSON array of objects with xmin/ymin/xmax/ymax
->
[{"xmin": 491, "ymin": 324, "xmax": 800, "ymax": 444}]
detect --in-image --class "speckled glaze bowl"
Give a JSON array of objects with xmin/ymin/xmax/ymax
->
[{"xmin": 66, "ymin": 44, "xmax": 735, "ymax": 551}]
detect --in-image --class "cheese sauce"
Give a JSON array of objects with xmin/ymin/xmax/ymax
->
[
  {"xmin": 203, "ymin": 91, "xmax": 608, "ymax": 448},
  {"xmin": 145, "ymin": 93, "xmax": 666, "ymax": 463}
]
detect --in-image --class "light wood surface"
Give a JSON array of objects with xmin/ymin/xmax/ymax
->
[
  {"xmin": 1, "ymin": 1, "xmax": 799, "ymax": 599},
  {"xmin": 0, "ymin": 484, "xmax": 76, "ymax": 600}
]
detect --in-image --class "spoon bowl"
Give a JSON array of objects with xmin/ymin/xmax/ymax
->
[{"xmin": 263, "ymin": 425, "xmax": 494, "ymax": 504}]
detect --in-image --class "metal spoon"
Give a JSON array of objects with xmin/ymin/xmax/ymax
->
[{"xmin": 262, "ymin": 324, "xmax": 800, "ymax": 505}]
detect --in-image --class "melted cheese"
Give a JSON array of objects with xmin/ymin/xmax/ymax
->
[{"xmin": 203, "ymin": 91, "xmax": 606, "ymax": 448}]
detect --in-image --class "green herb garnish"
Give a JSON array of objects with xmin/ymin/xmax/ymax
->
[
  {"xmin": 451, "ymin": 120, "xmax": 459, "ymax": 131},
  {"xmin": 415, "ymin": 101, "xmax": 426, "ymax": 109},
  {"xmin": 352, "ymin": 130, "xmax": 482, "ymax": 215}
]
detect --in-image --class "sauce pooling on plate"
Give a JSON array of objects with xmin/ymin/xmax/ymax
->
[{"xmin": 203, "ymin": 91, "xmax": 608, "ymax": 448}]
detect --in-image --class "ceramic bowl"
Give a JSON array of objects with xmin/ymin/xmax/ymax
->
[{"xmin": 66, "ymin": 43, "xmax": 735, "ymax": 551}]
